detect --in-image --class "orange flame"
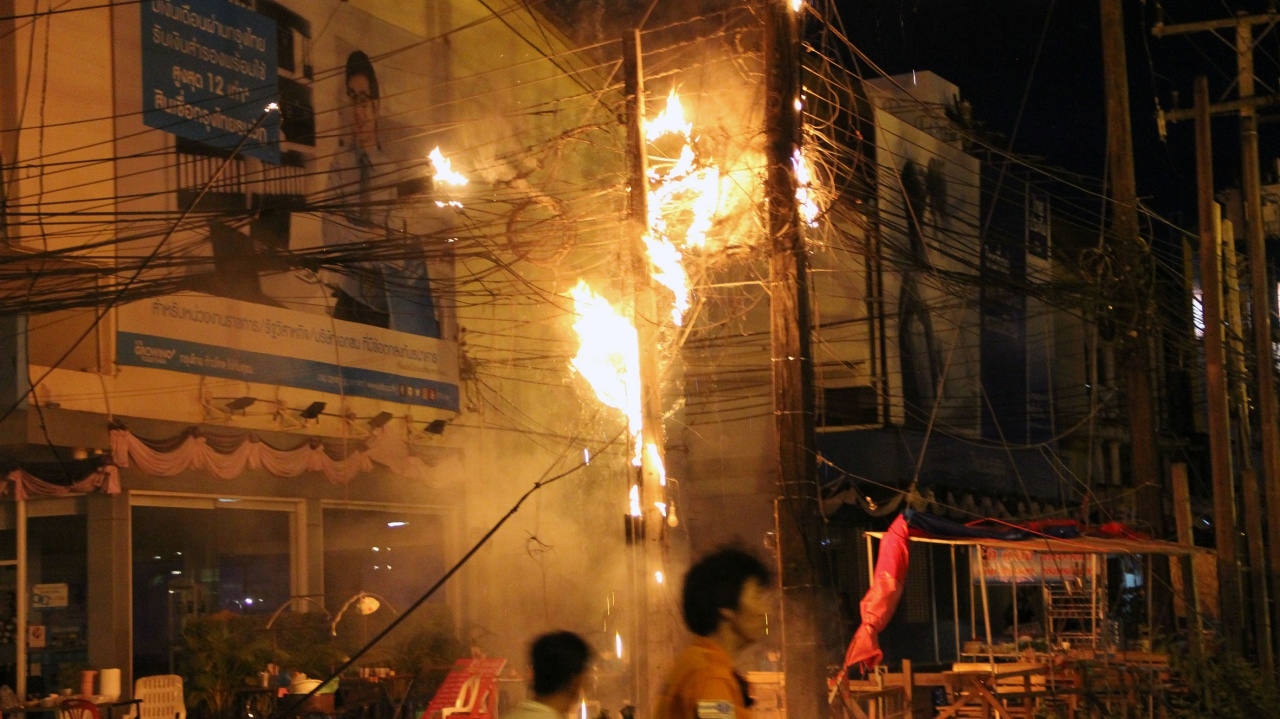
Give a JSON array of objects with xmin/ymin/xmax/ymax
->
[
  {"xmin": 643, "ymin": 235, "xmax": 689, "ymax": 324},
  {"xmin": 794, "ymin": 147, "xmax": 821, "ymax": 226},
  {"xmin": 642, "ymin": 90, "xmax": 725, "ymax": 325},
  {"xmin": 569, "ymin": 282, "xmax": 642, "ymax": 437},
  {"xmin": 629, "ymin": 485, "xmax": 642, "ymax": 516},
  {"xmin": 429, "ymin": 147, "xmax": 468, "ymax": 187},
  {"xmin": 643, "ymin": 441, "xmax": 667, "ymax": 486},
  {"xmin": 646, "ymin": 89, "xmax": 692, "ymax": 141}
]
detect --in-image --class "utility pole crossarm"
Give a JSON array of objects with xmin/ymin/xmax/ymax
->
[
  {"xmin": 1161, "ymin": 94, "xmax": 1280, "ymax": 124},
  {"xmin": 1152, "ymin": 12, "xmax": 1280, "ymax": 37}
]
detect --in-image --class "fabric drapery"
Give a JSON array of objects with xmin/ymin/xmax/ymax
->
[
  {"xmin": 0, "ymin": 465, "xmax": 120, "ymax": 501},
  {"xmin": 842, "ymin": 513, "xmax": 911, "ymax": 673},
  {"xmin": 110, "ymin": 426, "xmax": 441, "ymax": 486}
]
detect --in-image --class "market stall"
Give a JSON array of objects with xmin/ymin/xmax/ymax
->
[{"xmin": 832, "ymin": 510, "xmax": 1210, "ymax": 719}]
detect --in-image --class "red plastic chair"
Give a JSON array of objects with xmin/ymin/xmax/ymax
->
[{"xmin": 61, "ymin": 699, "xmax": 102, "ymax": 719}]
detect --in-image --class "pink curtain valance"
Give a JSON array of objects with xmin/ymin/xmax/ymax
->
[
  {"xmin": 110, "ymin": 426, "xmax": 440, "ymax": 486},
  {"xmin": 0, "ymin": 465, "xmax": 121, "ymax": 501}
]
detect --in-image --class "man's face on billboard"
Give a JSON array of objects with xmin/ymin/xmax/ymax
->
[{"xmin": 347, "ymin": 73, "xmax": 378, "ymax": 150}]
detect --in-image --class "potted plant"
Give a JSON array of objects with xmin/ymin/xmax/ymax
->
[{"xmin": 178, "ymin": 613, "xmax": 273, "ymax": 719}]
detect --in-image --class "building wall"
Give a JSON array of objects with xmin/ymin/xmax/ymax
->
[{"xmin": 0, "ymin": 0, "xmax": 635, "ymax": 698}]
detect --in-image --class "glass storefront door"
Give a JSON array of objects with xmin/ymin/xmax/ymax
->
[{"xmin": 131, "ymin": 497, "xmax": 298, "ymax": 679}]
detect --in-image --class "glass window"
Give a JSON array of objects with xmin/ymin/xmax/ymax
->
[
  {"xmin": 322, "ymin": 508, "xmax": 445, "ymax": 615},
  {"xmin": 132, "ymin": 506, "xmax": 292, "ymax": 678},
  {"xmin": 27, "ymin": 514, "xmax": 87, "ymax": 696}
]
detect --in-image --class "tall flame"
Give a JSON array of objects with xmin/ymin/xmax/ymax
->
[
  {"xmin": 643, "ymin": 441, "xmax": 667, "ymax": 486},
  {"xmin": 569, "ymin": 282, "xmax": 641, "ymax": 434},
  {"xmin": 429, "ymin": 147, "xmax": 468, "ymax": 187},
  {"xmin": 642, "ymin": 90, "xmax": 723, "ymax": 326},
  {"xmin": 646, "ymin": 89, "xmax": 692, "ymax": 141},
  {"xmin": 616, "ymin": 631, "xmax": 623, "ymax": 659},
  {"xmin": 629, "ymin": 485, "xmax": 642, "ymax": 517},
  {"xmin": 643, "ymin": 235, "xmax": 689, "ymax": 324}
]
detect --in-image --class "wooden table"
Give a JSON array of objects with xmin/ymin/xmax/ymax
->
[{"xmin": 936, "ymin": 664, "xmax": 1049, "ymax": 719}]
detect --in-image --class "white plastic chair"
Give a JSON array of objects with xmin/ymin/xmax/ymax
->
[
  {"xmin": 133, "ymin": 674, "xmax": 186, "ymax": 719},
  {"xmin": 440, "ymin": 675, "xmax": 485, "ymax": 718}
]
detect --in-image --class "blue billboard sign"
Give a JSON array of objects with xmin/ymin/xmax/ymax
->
[{"xmin": 142, "ymin": 0, "xmax": 280, "ymax": 163}]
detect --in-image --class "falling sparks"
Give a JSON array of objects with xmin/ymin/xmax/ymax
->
[
  {"xmin": 429, "ymin": 147, "xmax": 468, "ymax": 187},
  {"xmin": 793, "ymin": 148, "xmax": 821, "ymax": 227}
]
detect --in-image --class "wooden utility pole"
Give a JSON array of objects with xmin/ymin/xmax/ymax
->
[
  {"xmin": 1224, "ymin": 218, "xmax": 1274, "ymax": 666},
  {"xmin": 764, "ymin": 1, "xmax": 824, "ymax": 716},
  {"xmin": 1099, "ymin": 0, "xmax": 1171, "ymax": 625},
  {"xmin": 1170, "ymin": 463, "xmax": 1203, "ymax": 656},
  {"xmin": 1155, "ymin": 11, "xmax": 1280, "ymax": 661},
  {"xmin": 1194, "ymin": 75, "xmax": 1245, "ymax": 653},
  {"xmin": 1238, "ymin": 23, "xmax": 1280, "ymax": 669},
  {"xmin": 622, "ymin": 29, "xmax": 670, "ymax": 714}
]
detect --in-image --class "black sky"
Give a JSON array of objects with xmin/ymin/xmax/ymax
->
[{"xmin": 837, "ymin": 0, "xmax": 1280, "ymax": 224}]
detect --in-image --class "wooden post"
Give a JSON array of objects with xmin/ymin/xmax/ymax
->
[
  {"xmin": 976, "ymin": 546, "xmax": 994, "ymax": 667},
  {"xmin": 765, "ymin": 0, "xmax": 824, "ymax": 714},
  {"xmin": 1195, "ymin": 75, "xmax": 1244, "ymax": 653},
  {"xmin": 1100, "ymin": 0, "xmax": 1170, "ymax": 624},
  {"xmin": 951, "ymin": 544, "xmax": 961, "ymax": 660},
  {"xmin": 1171, "ymin": 463, "xmax": 1203, "ymax": 656},
  {"xmin": 1224, "ymin": 217, "xmax": 1274, "ymax": 667},
  {"xmin": 621, "ymin": 29, "xmax": 670, "ymax": 712},
  {"xmin": 1153, "ymin": 7, "xmax": 1280, "ymax": 662},
  {"xmin": 15, "ymin": 499, "xmax": 25, "ymax": 700},
  {"xmin": 1238, "ymin": 24, "xmax": 1280, "ymax": 664}
]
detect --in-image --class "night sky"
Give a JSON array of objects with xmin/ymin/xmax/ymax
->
[{"xmin": 837, "ymin": 0, "xmax": 1280, "ymax": 224}]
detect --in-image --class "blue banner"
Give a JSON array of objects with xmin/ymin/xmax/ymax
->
[
  {"xmin": 117, "ymin": 331, "xmax": 459, "ymax": 411},
  {"xmin": 142, "ymin": 0, "xmax": 280, "ymax": 163}
]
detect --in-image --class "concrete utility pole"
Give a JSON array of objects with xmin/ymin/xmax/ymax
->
[
  {"xmin": 1194, "ymin": 75, "xmax": 1246, "ymax": 653},
  {"xmin": 1154, "ymin": 10, "xmax": 1280, "ymax": 662},
  {"xmin": 622, "ymin": 29, "xmax": 670, "ymax": 715},
  {"xmin": 764, "ymin": 1, "xmax": 824, "ymax": 716},
  {"xmin": 1099, "ymin": 0, "xmax": 1171, "ymax": 626}
]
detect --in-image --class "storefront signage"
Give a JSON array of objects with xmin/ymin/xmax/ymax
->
[
  {"xmin": 141, "ymin": 0, "xmax": 280, "ymax": 162},
  {"xmin": 970, "ymin": 546, "xmax": 1089, "ymax": 585},
  {"xmin": 31, "ymin": 583, "xmax": 68, "ymax": 609},
  {"xmin": 116, "ymin": 293, "xmax": 460, "ymax": 411}
]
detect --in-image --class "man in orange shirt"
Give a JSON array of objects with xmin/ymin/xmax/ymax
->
[{"xmin": 655, "ymin": 548, "xmax": 771, "ymax": 719}]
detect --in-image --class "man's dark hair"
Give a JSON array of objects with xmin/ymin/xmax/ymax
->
[
  {"xmin": 682, "ymin": 548, "xmax": 771, "ymax": 636},
  {"xmin": 345, "ymin": 50, "xmax": 380, "ymax": 99},
  {"xmin": 530, "ymin": 631, "xmax": 591, "ymax": 696}
]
